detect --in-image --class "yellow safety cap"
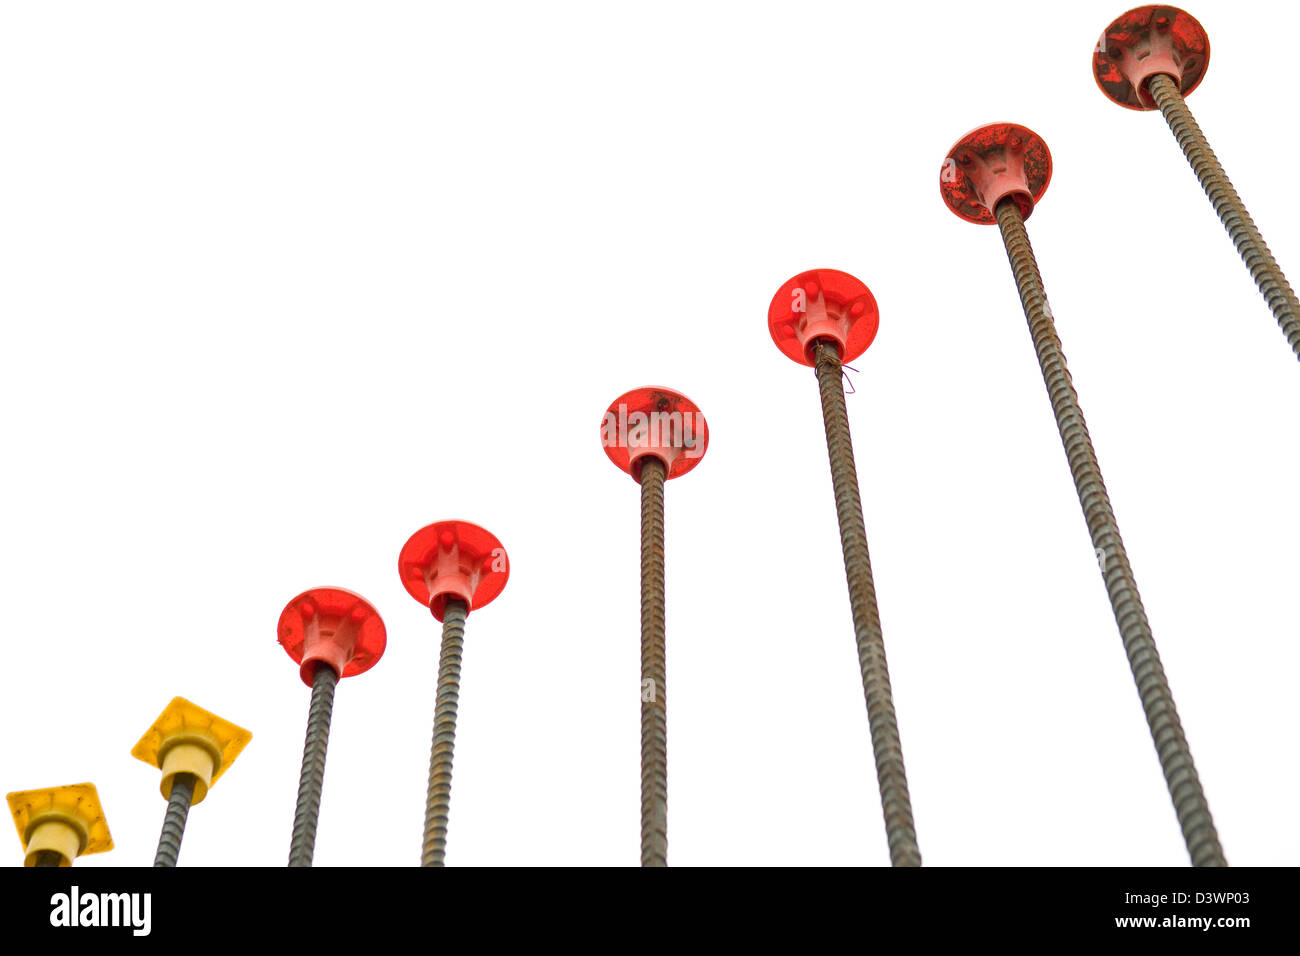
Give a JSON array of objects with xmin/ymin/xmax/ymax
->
[
  {"xmin": 131, "ymin": 697, "xmax": 251, "ymax": 805},
  {"xmin": 7, "ymin": 783, "xmax": 113, "ymax": 866}
]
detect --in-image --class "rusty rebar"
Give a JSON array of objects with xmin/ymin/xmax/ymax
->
[
  {"xmin": 1147, "ymin": 72, "xmax": 1300, "ymax": 361},
  {"xmin": 993, "ymin": 197, "xmax": 1226, "ymax": 866},
  {"xmin": 153, "ymin": 772, "xmax": 195, "ymax": 868},
  {"xmin": 422, "ymin": 597, "xmax": 467, "ymax": 867},
  {"xmin": 638, "ymin": 455, "xmax": 668, "ymax": 867},
  {"xmin": 811, "ymin": 338, "xmax": 921, "ymax": 867},
  {"xmin": 289, "ymin": 662, "xmax": 338, "ymax": 867}
]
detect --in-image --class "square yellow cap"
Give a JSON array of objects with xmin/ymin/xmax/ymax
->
[
  {"xmin": 131, "ymin": 697, "xmax": 251, "ymax": 796},
  {"xmin": 8, "ymin": 783, "xmax": 113, "ymax": 863}
]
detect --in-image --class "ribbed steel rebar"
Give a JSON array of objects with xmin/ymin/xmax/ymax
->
[
  {"xmin": 811, "ymin": 338, "xmax": 921, "ymax": 868},
  {"xmin": 638, "ymin": 455, "xmax": 668, "ymax": 867},
  {"xmin": 153, "ymin": 772, "xmax": 195, "ymax": 868},
  {"xmin": 1148, "ymin": 72, "xmax": 1300, "ymax": 360},
  {"xmin": 422, "ymin": 597, "xmax": 467, "ymax": 867},
  {"xmin": 994, "ymin": 198, "xmax": 1226, "ymax": 866},
  {"xmin": 289, "ymin": 663, "xmax": 339, "ymax": 867}
]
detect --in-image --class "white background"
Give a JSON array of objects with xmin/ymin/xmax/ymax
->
[{"xmin": 1, "ymin": 1, "xmax": 1296, "ymax": 867}]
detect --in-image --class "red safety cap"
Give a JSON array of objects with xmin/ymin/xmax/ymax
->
[
  {"xmin": 601, "ymin": 387, "xmax": 708, "ymax": 481},
  {"xmin": 1094, "ymin": 6, "xmax": 1209, "ymax": 110},
  {"xmin": 941, "ymin": 123, "xmax": 1052, "ymax": 225},
  {"xmin": 278, "ymin": 587, "xmax": 387, "ymax": 687},
  {"xmin": 768, "ymin": 269, "xmax": 879, "ymax": 366},
  {"xmin": 399, "ymin": 520, "xmax": 509, "ymax": 622}
]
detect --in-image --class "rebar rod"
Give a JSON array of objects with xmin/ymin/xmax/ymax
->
[
  {"xmin": 288, "ymin": 662, "xmax": 339, "ymax": 867},
  {"xmin": 994, "ymin": 196, "xmax": 1226, "ymax": 866},
  {"xmin": 422, "ymin": 597, "xmax": 468, "ymax": 867},
  {"xmin": 638, "ymin": 455, "xmax": 668, "ymax": 867},
  {"xmin": 153, "ymin": 772, "xmax": 195, "ymax": 868},
  {"xmin": 811, "ymin": 338, "xmax": 921, "ymax": 867},
  {"xmin": 1147, "ymin": 72, "xmax": 1300, "ymax": 361}
]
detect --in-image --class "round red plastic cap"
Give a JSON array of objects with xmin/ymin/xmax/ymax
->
[
  {"xmin": 941, "ymin": 123, "xmax": 1052, "ymax": 225},
  {"xmin": 399, "ymin": 520, "xmax": 509, "ymax": 622},
  {"xmin": 1094, "ymin": 6, "xmax": 1209, "ymax": 110},
  {"xmin": 601, "ymin": 387, "xmax": 709, "ymax": 481},
  {"xmin": 768, "ymin": 269, "xmax": 879, "ymax": 366},
  {"xmin": 278, "ymin": 587, "xmax": 387, "ymax": 687}
]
